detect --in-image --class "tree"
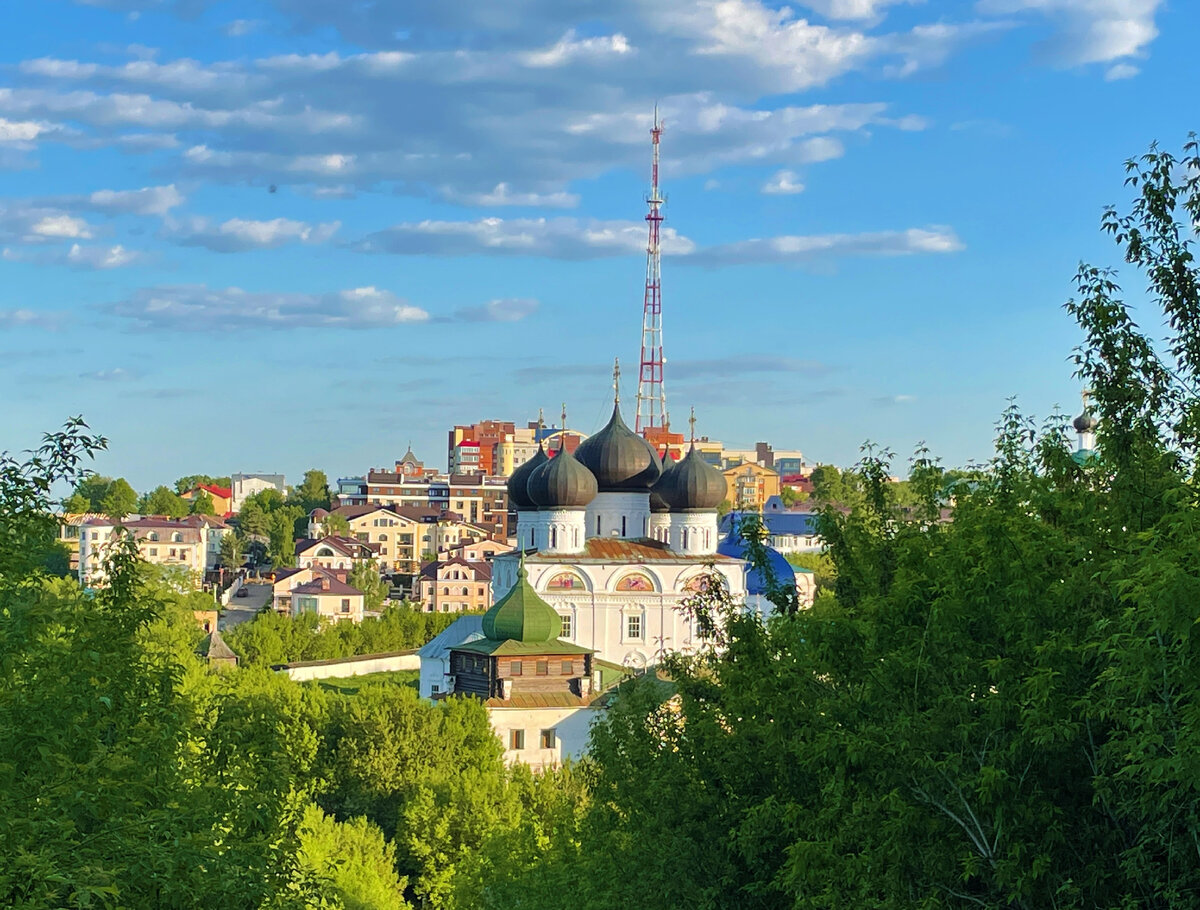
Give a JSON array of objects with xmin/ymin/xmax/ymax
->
[
  {"xmin": 321, "ymin": 511, "xmax": 350, "ymax": 537},
  {"xmin": 68, "ymin": 473, "xmax": 115, "ymax": 512},
  {"xmin": 349, "ymin": 559, "xmax": 388, "ymax": 612},
  {"xmin": 189, "ymin": 489, "xmax": 216, "ymax": 515},
  {"xmin": 297, "ymin": 805, "xmax": 411, "ymax": 909},
  {"xmin": 99, "ymin": 476, "xmax": 137, "ymax": 518},
  {"xmin": 292, "ymin": 469, "xmax": 331, "ymax": 513},
  {"xmin": 268, "ymin": 506, "xmax": 304, "ymax": 567},
  {"xmin": 219, "ymin": 533, "xmax": 243, "ymax": 569},
  {"xmin": 174, "ymin": 474, "xmax": 230, "ymax": 495},
  {"xmin": 62, "ymin": 492, "xmax": 90, "ymax": 514},
  {"xmin": 0, "ymin": 421, "xmax": 323, "ymax": 907},
  {"xmin": 140, "ymin": 484, "xmax": 188, "ymax": 518},
  {"xmin": 779, "ymin": 485, "xmax": 807, "ymax": 506}
]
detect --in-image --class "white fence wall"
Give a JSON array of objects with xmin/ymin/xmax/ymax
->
[{"xmin": 278, "ymin": 651, "xmax": 420, "ymax": 682}]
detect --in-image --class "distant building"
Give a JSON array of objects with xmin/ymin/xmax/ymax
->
[
  {"xmin": 78, "ymin": 515, "xmax": 230, "ymax": 587},
  {"xmin": 721, "ymin": 461, "xmax": 781, "ymax": 511},
  {"xmin": 199, "ymin": 629, "xmax": 239, "ymax": 669},
  {"xmin": 441, "ymin": 537, "xmax": 513, "ymax": 563},
  {"xmin": 310, "ymin": 504, "xmax": 494, "ymax": 575},
  {"xmin": 335, "ymin": 476, "xmax": 367, "ymax": 506},
  {"xmin": 231, "ymin": 473, "xmax": 286, "ymax": 512},
  {"xmin": 417, "ymin": 557, "xmax": 493, "ymax": 613},
  {"xmin": 290, "ymin": 572, "xmax": 365, "ymax": 623},
  {"xmin": 295, "ymin": 535, "xmax": 378, "ymax": 570},
  {"xmin": 181, "ymin": 483, "xmax": 233, "ymax": 516},
  {"xmin": 362, "ymin": 471, "xmax": 510, "ymax": 541},
  {"xmin": 721, "ymin": 498, "xmax": 822, "ymax": 554}
]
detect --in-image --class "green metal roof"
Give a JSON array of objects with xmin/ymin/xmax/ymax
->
[{"xmin": 481, "ymin": 557, "xmax": 563, "ymax": 643}]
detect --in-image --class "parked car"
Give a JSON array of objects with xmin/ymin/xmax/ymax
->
[{"xmin": 236, "ymin": 587, "xmax": 249, "ymax": 597}]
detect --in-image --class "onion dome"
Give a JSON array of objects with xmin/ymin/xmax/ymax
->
[
  {"xmin": 649, "ymin": 450, "xmax": 677, "ymax": 513},
  {"xmin": 575, "ymin": 403, "xmax": 662, "ymax": 492},
  {"xmin": 526, "ymin": 442, "xmax": 598, "ymax": 510},
  {"xmin": 663, "ymin": 445, "xmax": 727, "ymax": 512},
  {"xmin": 717, "ymin": 524, "xmax": 796, "ymax": 597},
  {"xmin": 507, "ymin": 445, "xmax": 548, "ymax": 510},
  {"xmin": 483, "ymin": 560, "xmax": 562, "ymax": 643},
  {"xmin": 1073, "ymin": 410, "xmax": 1099, "ymax": 433}
]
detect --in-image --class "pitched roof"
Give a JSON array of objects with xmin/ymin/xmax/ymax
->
[
  {"xmin": 721, "ymin": 510, "xmax": 819, "ymax": 537},
  {"xmin": 417, "ymin": 615, "xmax": 486, "ymax": 659},
  {"xmin": 419, "ymin": 558, "xmax": 493, "ymax": 580},
  {"xmin": 484, "ymin": 692, "xmax": 603, "ymax": 708},
  {"xmin": 454, "ymin": 638, "xmax": 593, "ymax": 656},
  {"xmin": 296, "ymin": 536, "xmax": 373, "ymax": 557},
  {"xmin": 198, "ymin": 484, "xmax": 232, "ymax": 498},
  {"xmin": 199, "ymin": 629, "xmax": 238, "ymax": 661},
  {"xmin": 292, "ymin": 576, "xmax": 363, "ymax": 596}
]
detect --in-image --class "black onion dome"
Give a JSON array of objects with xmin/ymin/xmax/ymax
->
[
  {"xmin": 1073, "ymin": 410, "xmax": 1099, "ymax": 433},
  {"xmin": 507, "ymin": 445, "xmax": 548, "ymax": 510},
  {"xmin": 575, "ymin": 403, "xmax": 662, "ymax": 492},
  {"xmin": 649, "ymin": 451, "xmax": 676, "ymax": 513},
  {"xmin": 663, "ymin": 446, "xmax": 727, "ymax": 512},
  {"xmin": 527, "ymin": 443, "xmax": 598, "ymax": 510}
]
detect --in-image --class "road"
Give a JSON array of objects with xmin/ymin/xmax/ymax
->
[{"xmin": 219, "ymin": 582, "xmax": 271, "ymax": 631}]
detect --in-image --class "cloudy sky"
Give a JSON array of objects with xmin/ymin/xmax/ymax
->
[{"xmin": 0, "ymin": 0, "xmax": 1189, "ymax": 488}]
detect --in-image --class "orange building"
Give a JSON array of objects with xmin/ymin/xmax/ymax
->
[{"xmin": 721, "ymin": 462, "xmax": 782, "ymax": 511}]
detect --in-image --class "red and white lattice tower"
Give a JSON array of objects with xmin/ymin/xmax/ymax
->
[{"xmin": 635, "ymin": 108, "xmax": 667, "ymax": 433}]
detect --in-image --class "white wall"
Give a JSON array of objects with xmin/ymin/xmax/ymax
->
[
  {"xmin": 489, "ymin": 704, "xmax": 604, "ymax": 771},
  {"xmin": 280, "ymin": 652, "xmax": 419, "ymax": 681}
]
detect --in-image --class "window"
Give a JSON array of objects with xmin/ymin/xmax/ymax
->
[
  {"xmin": 536, "ymin": 660, "xmax": 548, "ymax": 676},
  {"xmin": 379, "ymin": 533, "xmax": 387, "ymax": 541},
  {"xmin": 172, "ymin": 532, "xmax": 182, "ymax": 543},
  {"xmin": 149, "ymin": 547, "xmax": 158, "ymax": 556},
  {"xmin": 510, "ymin": 660, "xmax": 522, "ymax": 676},
  {"xmin": 626, "ymin": 613, "xmax": 643, "ymax": 640},
  {"xmin": 442, "ymin": 587, "xmax": 449, "ymax": 596},
  {"xmin": 561, "ymin": 660, "xmax": 573, "ymax": 674},
  {"xmin": 540, "ymin": 729, "xmax": 556, "ymax": 749},
  {"xmin": 559, "ymin": 612, "xmax": 573, "ymax": 639},
  {"xmin": 621, "ymin": 516, "xmax": 627, "ymax": 537},
  {"xmin": 341, "ymin": 598, "xmax": 351, "ymax": 613},
  {"xmin": 595, "ymin": 515, "xmax": 601, "ymax": 535},
  {"xmin": 431, "ymin": 684, "xmax": 440, "ymax": 694},
  {"xmin": 169, "ymin": 548, "xmax": 177, "ymax": 558},
  {"xmin": 509, "ymin": 729, "xmax": 525, "ymax": 750},
  {"xmin": 148, "ymin": 531, "xmax": 159, "ymax": 541}
]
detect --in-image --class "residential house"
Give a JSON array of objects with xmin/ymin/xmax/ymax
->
[
  {"xmin": 231, "ymin": 473, "xmax": 286, "ymax": 512},
  {"xmin": 181, "ymin": 483, "xmax": 233, "ymax": 516},
  {"xmin": 295, "ymin": 535, "xmax": 377, "ymax": 570},
  {"xmin": 720, "ymin": 497, "xmax": 823, "ymax": 554},
  {"xmin": 417, "ymin": 557, "xmax": 493, "ymax": 613},
  {"xmin": 441, "ymin": 537, "xmax": 513, "ymax": 562},
  {"xmin": 721, "ymin": 461, "xmax": 781, "ymax": 511},
  {"xmin": 78, "ymin": 515, "xmax": 228, "ymax": 587},
  {"xmin": 291, "ymin": 573, "xmax": 365, "ymax": 623}
]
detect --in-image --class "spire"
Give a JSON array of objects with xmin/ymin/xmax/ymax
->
[{"xmin": 613, "ymin": 357, "xmax": 621, "ymax": 404}]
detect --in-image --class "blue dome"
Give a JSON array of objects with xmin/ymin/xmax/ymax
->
[{"xmin": 716, "ymin": 523, "xmax": 796, "ymax": 597}]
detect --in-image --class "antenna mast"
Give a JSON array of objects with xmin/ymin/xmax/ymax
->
[{"xmin": 635, "ymin": 107, "xmax": 667, "ymax": 433}]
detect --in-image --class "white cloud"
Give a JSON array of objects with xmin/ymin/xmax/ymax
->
[
  {"xmin": 685, "ymin": 226, "xmax": 964, "ymax": 266},
  {"xmin": 1104, "ymin": 61, "xmax": 1139, "ymax": 79},
  {"xmin": 802, "ymin": 0, "xmax": 917, "ymax": 19},
  {"xmin": 86, "ymin": 183, "xmax": 184, "ymax": 215},
  {"xmin": 31, "ymin": 214, "xmax": 92, "ymax": 239},
  {"xmin": 0, "ymin": 117, "xmax": 55, "ymax": 143},
  {"xmin": 455, "ymin": 298, "xmax": 540, "ymax": 322},
  {"xmin": 763, "ymin": 169, "xmax": 805, "ymax": 194},
  {"xmin": 224, "ymin": 18, "xmax": 263, "ymax": 36},
  {"xmin": 80, "ymin": 367, "xmax": 136, "ymax": 381},
  {"xmin": 3, "ymin": 242, "xmax": 146, "ymax": 269},
  {"xmin": 0, "ymin": 307, "xmax": 64, "ymax": 329},
  {"xmin": 106, "ymin": 284, "xmax": 431, "ymax": 330},
  {"xmin": 978, "ymin": 0, "xmax": 1161, "ymax": 65},
  {"xmin": 521, "ymin": 30, "xmax": 632, "ymax": 67},
  {"xmin": 164, "ymin": 216, "xmax": 340, "ymax": 252},
  {"xmin": 357, "ymin": 216, "xmax": 696, "ymax": 259},
  {"xmin": 442, "ymin": 182, "xmax": 580, "ymax": 208}
]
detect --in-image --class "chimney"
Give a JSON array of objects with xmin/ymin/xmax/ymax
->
[{"xmin": 321, "ymin": 577, "xmax": 330, "ymax": 591}]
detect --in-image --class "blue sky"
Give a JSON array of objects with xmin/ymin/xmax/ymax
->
[{"xmin": 0, "ymin": 0, "xmax": 1192, "ymax": 490}]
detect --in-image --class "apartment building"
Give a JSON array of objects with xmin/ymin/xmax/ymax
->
[
  {"xmin": 312, "ymin": 504, "xmax": 495, "ymax": 575},
  {"xmin": 78, "ymin": 515, "xmax": 230, "ymax": 587},
  {"xmin": 363, "ymin": 471, "xmax": 510, "ymax": 540},
  {"xmin": 417, "ymin": 557, "xmax": 493, "ymax": 613}
]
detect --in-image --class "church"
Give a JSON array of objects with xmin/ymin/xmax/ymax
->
[{"xmin": 491, "ymin": 369, "xmax": 747, "ymax": 670}]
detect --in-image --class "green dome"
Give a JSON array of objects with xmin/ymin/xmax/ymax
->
[{"xmin": 482, "ymin": 561, "xmax": 562, "ymax": 643}]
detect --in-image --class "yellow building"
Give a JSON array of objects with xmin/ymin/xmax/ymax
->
[{"xmin": 721, "ymin": 462, "xmax": 782, "ymax": 511}]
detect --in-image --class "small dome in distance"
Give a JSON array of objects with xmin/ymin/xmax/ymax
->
[
  {"xmin": 649, "ymin": 450, "xmax": 676, "ymax": 513},
  {"xmin": 1073, "ymin": 410, "xmax": 1099, "ymax": 433},
  {"xmin": 663, "ymin": 445, "xmax": 727, "ymax": 512}
]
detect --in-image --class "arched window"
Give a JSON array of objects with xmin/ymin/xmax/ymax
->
[
  {"xmin": 621, "ymin": 516, "xmax": 627, "ymax": 537},
  {"xmin": 442, "ymin": 586, "xmax": 449, "ymax": 596},
  {"xmin": 379, "ymin": 533, "xmax": 387, "ymax": 541},
  {"xmin": 462, "ymin": 586, "xmax": 469, "ymax": 596},
  {"xmin": 317, "ymin": 547, "xmax": 334, "ymax": 557},
  {"xmin": 147, "ymin": 531, "xmax": 159, "ymax": 541},
  {"xmin": 550, "ymin": 527, "xmax": 557, "ymax": 548},
  {"xmin": 682, "ymin": 528, "xmax": 689, "ymax": 549},
  {"xmin": 171, "ymin": 532, "xmax": 182, "ymax": 543},
  {"xmin": 595, "ymin": 515, "xmax": 601, "ymax": 535}
]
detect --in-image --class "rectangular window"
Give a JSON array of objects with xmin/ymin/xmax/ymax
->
[
  {"xmin": 431, "ymin": 684, "xmax": 440, "ymax": 694},
  {"xmin": 536, "ymin": 660, "xmax": 548, "ymax": 676},
  {"xmin": 510, "ymin": 660, "xmax": 522, "ymax": 676},
  {"xmin": 341, "ymin": 598, "xmax": 351, "ymax": 612},
  {"xmin": 626, "ymin": 613, "xmax": 643, "ymax": 640},
  {"xmin": 561, "ymin": 660, "xmax": 573, "ymax": 675},
  {"xmin": 559, "ymin": 613, "xmax": 573, "ymax": 639},
  {"xmin": 540, "ymin": 729, "xmax": 556, "ymax": 749},
  {"xmin": 510, "ymin": 729, "xmax": 525, "ymax": 750},
  {"xmin": 149, "ymin": 548, "xmax": 158, "ymax": 556},
  {"xmin": 621, "ymin": 515, "xmax": 627, "ymax": 537}
]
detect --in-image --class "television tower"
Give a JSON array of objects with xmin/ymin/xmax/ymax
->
[{"xmin": 635, "ymin": 107, "xmax": 667, "ymax": 433}]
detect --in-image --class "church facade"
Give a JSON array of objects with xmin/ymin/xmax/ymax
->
[{"xmin": 496, "ymin": 384, "xmax": 747, "ymax": 670}]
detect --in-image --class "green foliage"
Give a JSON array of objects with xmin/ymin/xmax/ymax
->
[
  {"xmin": 269, "ymin": 507, "xmax": 304, "ymax": 567},
  {"xmin": 349, "ymin": 559, "xmax": 388, "ymax": 611},
  {"xmin": 321, "ymin": 511, "xmax": 351, "ymax": 537},
  {"xmin": 291, "ymin": 469, "xmax": 332, "ymax": 513},
  {"xmin": 189, "ymin": 489, "xmax": 216, "ymax": 515},
  {"xmin": 174, "ymin": 474, "xmax": 230, "ymax": 495},
  {"xmin": 219, "ymin": 532, "xmax": 243, "ymax": 569},
  {"xmin": 140, "ymin": 484, "xmax": 189, "ymax": 518},
  {"xmin": 226, "ymin": 604, "xmax": 464, "ymax": 667},
  {"xmin": 785, "ymin": 549, "xmax": 835, "ymax": 590},
  {"xmin": 780, "ymin": 484, "xmax": 807, "ymax": 506},
  {"xmin": 298, "ymin": 804, "xmax": 411, "ymax": 910},
  {"xmin": 100, "ymin": 477, "xmax": 137, "ymax": 518},
  {"xmin": 0, "ymin": 423, "xmax": 322, "ymax": 908}
]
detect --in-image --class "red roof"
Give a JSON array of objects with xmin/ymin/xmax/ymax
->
[
  {"xmin": 292, "ymin": 576, "xmax": 363, "ymax": 596},
  {"xmin": 199, "ymin": 484, "xmax": 232, "ymax": 498}
]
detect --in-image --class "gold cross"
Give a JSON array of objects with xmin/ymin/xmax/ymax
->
[
  {"xmin": 613, "ymin": 357, "xmax": 621, "ymax": 403},
  {"xmin": 688, "ymin": 406, "xmax": 697, "ymax": 446}
]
